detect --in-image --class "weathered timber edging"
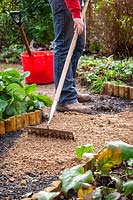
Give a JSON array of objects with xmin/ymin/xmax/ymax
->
[
  {"xmin": 0, "ymin": 110, "xmax": 42, "ymax": 134},
  {"xmin": 103, "ymin": 82, "xmax": 133, "ymax": 99}
]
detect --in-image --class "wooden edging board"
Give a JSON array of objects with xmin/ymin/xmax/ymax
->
[
  {"xmin": 0, "ymin": 110, "xmax": 42, "ymax": 135},
  {"xmin": 103, "ymin": 82, "xmax": 133, "ymax": 99}
]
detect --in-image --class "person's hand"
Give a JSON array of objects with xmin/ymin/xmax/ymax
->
[{"xmin": 73, "ymin": 17, "xmax": 84, "ymax": 35}]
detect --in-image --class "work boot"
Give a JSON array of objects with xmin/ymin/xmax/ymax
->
[
  {"xmin": 77, "ymin": 93, "xmax": 92, "ymax": 103},
  {"xmin": 56, "ymin": 102, "xmax": 92, "ymax": 114}
]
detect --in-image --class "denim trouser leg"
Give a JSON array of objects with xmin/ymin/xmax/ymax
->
[
  {"xmin": 71, "ymin": 29, "xmax": 85, "ymax": 82},
  {"xmin": 49, "ymin": 0, "xmax": 85, "ymax": 105}
]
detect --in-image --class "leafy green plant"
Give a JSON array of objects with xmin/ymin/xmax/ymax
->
[
  {"xmin": 75, "ymin": 144, "xmax": 94, "ymax": 159},
  {"xmin": 18, "ymin": 0, "xmax": 54, "ymax": 46},
  {"xmin": 0, "ymin": 0, "xmax": 54, "ymax": 63},
  {"xmin": 0, "ymin": 68, "xmax": 52, "ymax": 121},
  {"xmin": 38, "ymin": 141, "xmax": 133, "ymax": 200},
  {"xmin": 74, "ymin": 141, "xmax": 133, "ymax": 199},
  {"xmin": 61, "ymin": 165, "xmax": 93, "ymax": 194},
  {"xmin": 78, "ymin": 56, "xmax": 133, "ymax": 93},
  {"xmin": 0, "ymin": 44, "xmax": 25, "ymax": 63}
]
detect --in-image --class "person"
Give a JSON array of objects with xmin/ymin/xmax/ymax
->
[{"xmin": 48, "ymin": 0, "xmax": 92, "ymax": 114}]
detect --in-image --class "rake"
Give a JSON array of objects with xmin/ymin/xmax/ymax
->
[{"xmin": 28, "ymin": 0, "xmax": 90, "ymax": 140}]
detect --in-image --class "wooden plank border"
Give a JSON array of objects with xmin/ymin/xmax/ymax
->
[
  {"xmin": 0, "ymin": 110, "xmax": 43, "ymax": 135},
  {"xmin": 103, "ymin": 82, "xmax": 133, "ymax": 99}
]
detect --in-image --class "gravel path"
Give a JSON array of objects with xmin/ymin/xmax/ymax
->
[{"xmin": 0, "ymin": 82, "xmax": 133, "ymax": 200}]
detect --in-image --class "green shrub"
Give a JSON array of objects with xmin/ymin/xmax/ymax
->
[
  {"xmin": 0, "ymin": 0, "xmax": 54, "ymax": 63},
  {"xmin": 18, "ymin": 0, "xmax": 54, "ymax": 46},
  {"xmin": 78, "ymin": 56, "xmax": 133, "ymax": 93}
]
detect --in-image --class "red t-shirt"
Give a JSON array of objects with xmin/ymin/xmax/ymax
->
[{"xmin": 64, "ymin": 0, "xmax": 81, "ymax": 18}]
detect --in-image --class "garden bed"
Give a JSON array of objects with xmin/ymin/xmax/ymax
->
[
  {"xmin": 21, "ymin": 141, "xmax": 133, "ymax": 200},
  {"xmin": 0, "ymin": 62, "xmax": 133, "ymax": 199},
  {"xmin": 0, "ymin": 82, "xmax": 133, "ymax": 200}
]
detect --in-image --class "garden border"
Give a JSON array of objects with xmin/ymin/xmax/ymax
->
[
  {"xmin": 103, "ymin": 82, "xmax": 133, "ymax": 99},
  {"xmin": 0, "ymin": 110, "xmax": 42, "ymax": 134}
]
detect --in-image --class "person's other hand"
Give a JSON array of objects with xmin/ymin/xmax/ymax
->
[{"xmin": 73, "ymin": 17, "xmax": 84, "ymax": 35}]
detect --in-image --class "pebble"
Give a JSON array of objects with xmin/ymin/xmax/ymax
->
[
  {"xmin": 9, "ymin": 177, "xmax": 15, "ymax": 182},
  {"xmin": 20, "ymin": 180, "xmax": 27, "ymax": 186}
]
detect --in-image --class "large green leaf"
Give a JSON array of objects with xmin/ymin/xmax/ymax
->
[
  {"xmin": 0, "ymin": 98, "xmax": 8, "ymax": 112},
  {"xmin": 35, "ymin": 93, "xmax": 53, "ymax": 107},
  {"xmin": 75, "ymin": 144, "xmax": 94, "ymax": 158},
  {"xmin": 20, "ymin": 100, "xmax": 27, "ymax": 113},
  {"xmin": 123, "ymin": 180, "xmax": 133, "ymax": 196},
  {"xmin": 111, "ymin": 175, "xmax": 123, "ymax": 192},
  {"xmin": 27, "ymin": 100, "xmax": 44, "ymax": 112},
  {"xmin": 24, "ymin": 84, "xmax": 37, "ymax": 95},
  {"xmin": 2, "ymin": 68, "xmax": 21, "ymax": 78},
  {"xmin": 0, "ymin": 93, "xmax": 10, "ymax": 101},
  {"xmin": 27, "ymin": 93, "xmax": 52, "ymax": 107},
  {"xmin": 33, "ymin": 100, "xmax": 44, "ymax": 109},
  {"xmin": 5, "ymin": 100, "xmax": 24, "ymax": 116},
  {"xmin": 38, "ymin": 191, "xmax": 60, "ymax": 200},
  {"xmin": 93, "ymin": 187, "xmax": 102, "ymax": 199},
  {"xmin": 96, "ymin": 146, "xmax": 122, "ymax": 172},
  {"xmin": 61, "ymin": 165, "xmax": 93, "ymax": 194},
  {"xmin": 0, "ymin": 81, "xmax": 5, "ymax": 91},
  {"xmin": 104, "ymin": 192, "xmax": 121, "ymax": 200},
  {"xmin": 0, "ymin": 98, "xmax": 7, "ymax": 120},
  {"xmin": 2, "ymin": 68, "xmax": 24, "ymax": 86},
  {"xmin": 106, "ymin": 141, "xmax": 133, "ymax": 160},
  {"xmin": 6, "ymin": 83, "xmax": 26, "ymax": 101}
]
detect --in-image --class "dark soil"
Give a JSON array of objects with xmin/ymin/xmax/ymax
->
[
  {"xmin": 0, "ymin": 131, "xmax": 58, "ymax": 199},
  {"xmin": 0, "ymin": 171, "xmax": 58, "ymax": 200}
]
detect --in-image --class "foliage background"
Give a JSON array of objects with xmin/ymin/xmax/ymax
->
[
  {"xmin": 0, "ymin": 0, "xmax": 133, "ymax": 62},
  {"xmin": 86, "ymin": 0, "xmax": 133, "ymax": 58},
  {"xmin": 0, "ymin": 0, "xmax": 53, "ymax": 54}
]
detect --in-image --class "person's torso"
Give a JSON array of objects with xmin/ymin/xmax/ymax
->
[{"xmin": 49, "ymin": 0, "xmax": 84, "ymax": 15}]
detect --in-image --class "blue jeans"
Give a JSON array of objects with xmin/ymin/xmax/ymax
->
[{"xmin": 49, "ymin": 0, "xmax": 85, "ymax": 105}]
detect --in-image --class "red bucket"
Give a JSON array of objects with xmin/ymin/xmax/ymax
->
[{"xmin": 21, "ymin": 51, "xmax": 54, "ymax": 84}]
